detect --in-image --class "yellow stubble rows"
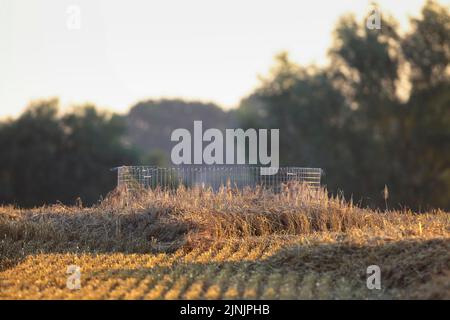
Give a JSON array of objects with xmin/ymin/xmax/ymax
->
[
  {"xmin": 0, "ymin": 237, "xmax": 394, "ymax": 300},
  {"xmin": 0, "ymin": 240, "xmax": 302, "ymax": 300}
]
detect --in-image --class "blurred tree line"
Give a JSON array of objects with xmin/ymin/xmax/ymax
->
[
  {"xmin": 0, "ymin": 99, "xmax": 139, "ymax": 207},
  {"xmin": 0, "ymin": 1, "xmax": 448, "ymax": 210},
  {"xmin": 238, "ymin": 1, "xmax": 450, "ymax": 210}
]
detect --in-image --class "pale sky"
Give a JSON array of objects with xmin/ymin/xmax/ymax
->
[{"xmin": 0, "ymin": 0, "xmax": 448, "ymax": 118}]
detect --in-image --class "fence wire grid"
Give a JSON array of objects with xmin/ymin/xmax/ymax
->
[{"xmin": 113, "ymin": 166, "xmax": 323, "ymax": 192}]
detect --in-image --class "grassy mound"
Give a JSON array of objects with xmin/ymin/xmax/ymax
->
[{"xmin": 1, "ymin": 184, "xmax": 449, "ymax": 299}]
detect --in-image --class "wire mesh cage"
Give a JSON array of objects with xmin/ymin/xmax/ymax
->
[{"xmin": 113, "ymin": 166, "xmax": 323, "ymax": 192}]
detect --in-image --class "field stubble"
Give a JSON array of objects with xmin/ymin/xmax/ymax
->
[{"xmin": 0, "ymin": 184, "xmax": 449, "ymax": 299}]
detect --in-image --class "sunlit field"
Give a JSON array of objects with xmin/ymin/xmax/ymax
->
[{"xmin": 1, "ymin": 184, "xmax": 449, "ymax": 299}]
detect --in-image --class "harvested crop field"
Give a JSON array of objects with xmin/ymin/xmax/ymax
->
[{"xmin": 1, "ymin": 185, "xmax": 449, "ymax": 299}]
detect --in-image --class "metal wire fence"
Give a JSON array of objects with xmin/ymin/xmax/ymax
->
[{"xmin": 113, "ymin": 166, "xmax": 323, "ymax": 192}]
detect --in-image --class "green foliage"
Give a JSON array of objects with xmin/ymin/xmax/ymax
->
[
  {"xmin": 142, "ymin": 150, "xmax": 169, "ymax": 167},
  {"xmin": 1, "ymin": 1, "xmax": 448, "ymax": 210},
  {"xmin": 238, "ymin": 1, "xmax": 450, "ymax": 210},
  {"xmin": 0, "ymin": 99, "xmax": 139, "ymax": 207}
]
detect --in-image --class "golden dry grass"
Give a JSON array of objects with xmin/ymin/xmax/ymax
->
[{"xmin": 0, "ymin": 184, "xmax": 449, "ymax": 299}]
